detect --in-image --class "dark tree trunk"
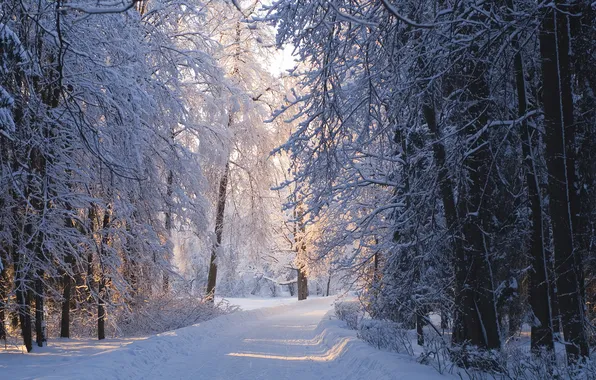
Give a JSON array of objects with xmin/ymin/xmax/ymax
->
[
  {"xmin": 417, "ymin": 313, "xmax": 425, "ymax": 346},
  {"xmin": 34, "ymin": 229, "xmax": 45, "ymax": 348},
  {"xmin": 98, "ymin": 207, "xmax": 111, "ymax": 341},
  {"xmin": 35, "ymin": 272, "xmax": 44, "ymax": 347},
  {"xmin": 293, "ymin": 198, "xmax": 308, "ymax": 301},
  {"xmin": 456, "ymin": 58, "xmax": 501, "ymax": 351},
  {"xmin": 60, "ymin": 266, "xmax": 72, "ymax": 338},
  {"xmin": 506, "ymin": 0, "xmax": 554, "ymax": 352},
  {"xmin": 60, "ymin": 206, "xmax": 80, "ymax": 339},
  {"xmin": 297, "ymin": 266, "xmax": 308, "ymax": 301},
  {"xmin": 87, "ymin": 206, "xmax": 97, "ymax": 307},
  {"xmin": 569, "ymin": 3, "xmax": 596, "ymax": 331},
  {"xmin": 15, "ymin": 280, "xmax": 32, "ymax": 352},
  {"xmin": 549, "ymin": 247, "xmax": 561, "ymax": 335},
  {"xmin": 423, "ymin": 100, "xmax": 500, "ymax": 351},
  {"xmin": 206, "ymin": 161, "xmax": 229, "ymax": 302},
  {"xmin": 539, "ymin": 2, "xmax": 589, "ymax": 362},
  {"xmin": 163, "ymin": 169, "xmax": 173, "ymax": 293},
  {"xmin": 0, "ymin": 269, "xmax": 7, "ymax": 341},
  {"xmin": 423, "ymin": 103, "xmax": 465, "ymax": 337},
  {"xmin": 97, "ymin": 282, "xmax": 105, "ymax": 340},
  {"xmin": 424, "ymin": 122, "xmax": 464, "ymax": 340},
  {"xmin": 325, "ymin": 273, "xmax": 331, "ymax": 297},
  {"xmin": 371, "ymin": 249, "xmax": 382, "ymax": 295}
]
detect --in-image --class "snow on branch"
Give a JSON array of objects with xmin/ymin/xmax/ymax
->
[
  {"xmin": 60, "ymin": 0, "xmax": 140, "ymax": 14},
  {"xmin": 379, "ymin": 0, "xmax": 436, "ymax": 29}
]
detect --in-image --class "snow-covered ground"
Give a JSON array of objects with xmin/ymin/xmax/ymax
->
[
  {"xmin": 216, "ymin": 296, "xmax": 298, "ymax": 311},
  {"xmin": 0, "ymin": 297, "xmax": 452, "ymax": 379}
]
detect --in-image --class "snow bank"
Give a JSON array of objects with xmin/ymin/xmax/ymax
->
[{"xmin": 314, "ymin": 310, "xmax": 454, "ymax": 380}]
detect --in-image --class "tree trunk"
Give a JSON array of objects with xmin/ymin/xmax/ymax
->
[
  {"xmin": 293, "ymin": 197, "xmax": 308, "ymax": 301},
  {"xmin": 539, "ymin": 2, "xmax": 589, "ymax": 362},
  {"xmin": 34, "ymin": 271, "xmax": 44, "ymax": 347},
  {"xmin": 506, "ymin": 0, "xmax": 554, "ymax": 352},
  {"xmin": 34, "ymin": 229, "xmax": 45, "ymax": 347},
  {"xmin": 569, "ymin": 3, "xmax": 596, "ymax": 332},
  {"xmin": 325, "ymin": 273, "xmax": 331, "ymax": 297},
  {"xmin": 163, "ymin": 169, "xmax": 173, "ymax": 293},
  {"xmin": 423, "ymin": 101, "xmax": 496, "ymax": 350},
  {"xmin": 85, "ymin": 204, "xmax": 98, "ymax": 323},
  {"xmin": 206, "ymin": 161, "xmax": 230, "ymax": 302},
  {"xmin": 60, "ymin": 206, "xmax": 80, "ymax": 339},
  {"xmin": 457, "ymin": 57, "xmax": 501, "ymax": 351},
  {"xmin": 15, "ymin": 278, "xmax": 32, "ymax": 352},
  {"xmin": 417, "ymin": 313, "xmax": 425, "ymax": 346},
  {"xmin": 97, "ymin": 282, "xmax": 105, "ymax": 340},
  {"xmin": 98, "ymin": 206, "xmax": 111, "ymax": 341},
  {"xmin": 0, "ymin": 268, "xmax": 7, "ymax": 342},
  {"xmin": 19, "ymin": 210, "xmax": 37, "ymax": 352},
  {"xmin": 297, "ymin": 266, "xmax": 308, "ymax": 301},
  {"xmin": 60, "ymin": 266, "xmax": 72, "ymax": 338}
]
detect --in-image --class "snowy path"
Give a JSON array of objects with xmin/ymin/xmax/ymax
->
[{"xmin": 1, "ymin": 297, "xmax": 450, "ymax": 379}]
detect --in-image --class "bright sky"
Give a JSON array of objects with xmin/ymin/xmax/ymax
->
[{"xmin": 270, "ymin": 43, "xmax": 297, "ymax": 77}]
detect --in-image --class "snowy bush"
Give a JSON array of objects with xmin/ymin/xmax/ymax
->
[
  {"xmin": 418, "ymin": 330, "xmax": 453, "ymax": 374},
  {"xmin": 334, "ymin": 301, "xmax": 363, "ymax": 330},
  {"xmin": 493, "ymin": 346, "xmax": 596, "ymax": 380},
  {"xmin": 357, "ymin": 319, "xmax": 414, "ymax": 356},
  {"xmin": 114, "ymin": 293, "xmax": 235, "ymax": 337},
  {"xmin": 43, "ymin": 290, "xmax": 236, "ymax": 339}
]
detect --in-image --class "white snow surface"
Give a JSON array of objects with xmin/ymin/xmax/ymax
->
[
  {"xmin": 217, "ymin": 296, "xmax": 299, "ymax": 310},
  {"xmin": 0, "ymin": 297, "xmax": 451, "ymax": 379}
]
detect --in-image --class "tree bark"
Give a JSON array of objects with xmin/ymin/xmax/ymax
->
[
  {"xmin": 206, "ymin": 161, "xmax": 230, "ymax": 302},
  {"xmin": 60, "ymin": 268, "xmax": 72, "ymax": 338},
  {"xmin": 15, "ymin": 278, "xmax": 32, "ymax": 352},
  {"xmin": 539, "ymin": 2, "xmax": 589, "ymax": 362},
  {"xmin": 0, "ymin": 268, "xmax": 7, "ymax": 342},
  {"xmin": 506, "ymin": 0, "xmax": 554, "ymax": 352},
  {"xmin": 457, "ymin": 51, "xmax": 501, "ymax": 350},
  {"xmin": 297, "ymin": 266, "xmax": 308, "ymax": 301},
  {"xmin": 163, "ymin": 169, "xmax": 173, "ymax": 293},
  {"xmin": 60, "ymin": 205, "xmax": 80, "ymax": 339},
  {"xmin": 293, "ymin": 198, "xmax": 308, "ymax": 301},
  {"xmin": 569, "ymin": 2, "xmax": 596, "ymax": 328},
  {"xmin": 417, "ymin": 313, "xmax": 425, "ymax": 346},
  {"xmin": 98, "ymin": 206, "xmax": 111, "ymax": 341},
  {"xmin": 423, "ymin": 101, "xmax": 499, "ymax": 351},
  {"xmin": 34, "ymin": 271, "xmax": 44, "ymax": 347},
  {"xmin": 87, "ymin": 206, "xmax": 97, "ymax": 304}
]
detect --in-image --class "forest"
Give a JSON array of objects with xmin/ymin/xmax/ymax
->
[{"xmin": 1, "ymin": 0, "xmax": 596, "ymax": 378}]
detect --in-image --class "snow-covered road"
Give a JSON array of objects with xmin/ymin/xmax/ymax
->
[{"xmin": 1, "ymin": 297, "xmax": 450, "ymax": 379}]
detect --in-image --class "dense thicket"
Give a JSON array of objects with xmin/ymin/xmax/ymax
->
[{"xmin": 268, "ymin": 0, "xmax": 596, "ymax": 369}]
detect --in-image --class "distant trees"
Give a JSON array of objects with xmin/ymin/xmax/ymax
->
[
  {"xmin": 268, "ymin": 0, "xmax": 594, "ymax": 368},
  {"xmin": 202, "ymin": 0, "xmax": 287, "ymax": 301}
]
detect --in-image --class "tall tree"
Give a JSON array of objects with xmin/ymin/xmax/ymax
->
[{"xmin": 539, "ymin": 1, "xmax": 589, "ymax": 362}]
